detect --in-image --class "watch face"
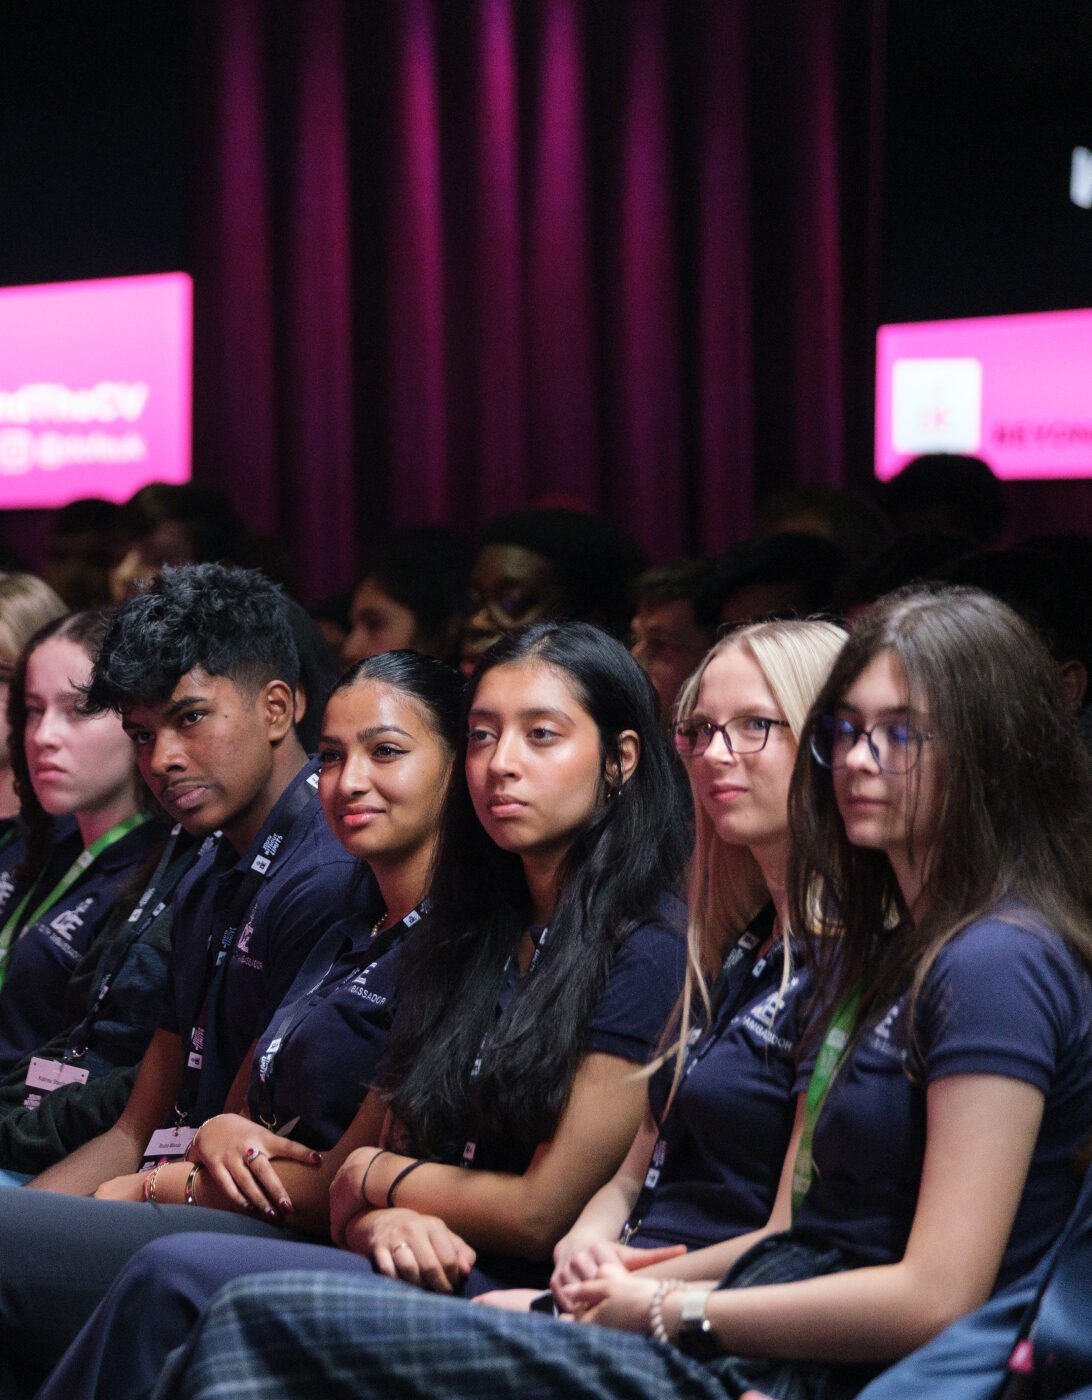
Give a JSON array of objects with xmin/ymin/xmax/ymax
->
[{"xmin": 677, "ymin": 1291, "xmax": 719, "ymax": 1361}]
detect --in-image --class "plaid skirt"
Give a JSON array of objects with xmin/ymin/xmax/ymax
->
[{"xmin": 156, "ymin": 1232, "xmax": 884, "ymax": 1400}]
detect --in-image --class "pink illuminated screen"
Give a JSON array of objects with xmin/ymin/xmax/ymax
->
[
  {"xmin": 876, "ymin": 307, "xmax": 1092, "ymax": 482},
  {"xmin": 0, "ymin": 272, "xmax": 192, "ymax": 508}
]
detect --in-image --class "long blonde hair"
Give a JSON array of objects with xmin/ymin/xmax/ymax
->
[{"xmin": 658, "ymin": 618, "xmax": 847, "ymax": 1099}]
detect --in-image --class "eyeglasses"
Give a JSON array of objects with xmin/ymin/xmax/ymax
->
[
  {"xmin": 673, "ymin": 716, "xmax": 789, "ymax": 759},
  {"xmin": 809, "ymin": 714, "xmax": 934, "ymax": 774}
]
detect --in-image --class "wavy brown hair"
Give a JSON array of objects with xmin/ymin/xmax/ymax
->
[{"xmin": 789, "ymin": 586, "xmax": 1092, "ymax": 1044}]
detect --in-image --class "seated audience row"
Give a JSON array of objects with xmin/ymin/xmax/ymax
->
[{"xmin": 0, "ymin": 558, "xmax": 1087, "ymax": 1400}]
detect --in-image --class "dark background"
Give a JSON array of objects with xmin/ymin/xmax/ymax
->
[{"xmin": 1, "ymin": 0, "xmax": 1090, "ymax": 590}]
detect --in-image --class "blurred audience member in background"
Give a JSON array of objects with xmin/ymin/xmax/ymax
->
[
  {"xmin": 694, "ymin": 534, "xmax": 847, "ymax": 632},
  {"xmin": 108, "ymin": 484, "xmax": 243, "ymax": 603},
  {"xmin": 342, "ymin": 529, "xmax": 474, "ymax": 671},
  {"xmin": 882, "ymin": 453, "xmax": 1007, "ymax": 548},
  {"xmin": 461, "ymin": 509, "xmax": 646, "ymax": 675},
  {"xmin": 756, "ymin": 484, "xmax": 890, "ymax": 567},
  {"xmin": 43, "ymin": 500, "xmax": 119, "ymax": 610},
  {"xmin": 629, "ymin": 560, "xmax": 714, "ymax": 720},
  {"xmin": 834, "ymin": 533, "xmax": 971, "ymax": 622}
]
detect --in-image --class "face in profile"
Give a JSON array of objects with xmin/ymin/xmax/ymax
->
[
  {"xmin": 317, "ymin": 680, "xmax": 451, "ymax": 868},
  {"xmin": 24, "ymin": 638, "xmax": 136, "ymax": 820},
  {"xmin": 831, "ymin": 649, "xmax": 942, "ymax": 882},
  {"xmin": 464, "ymin": 659, "xmax": 616, "ymax": 867},
  {"xmin": 683, "ymin": 644, "xmax": 796, "ymax": 854},
  {"xmin": 340, "ymin": 579, "xmax": 421, "ymax": 668},
  {"xmin": 460, "ymin": 546, "xmax": 564, "ymax": 677}
]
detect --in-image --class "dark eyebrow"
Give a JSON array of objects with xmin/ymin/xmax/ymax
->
[
  {"xmin": 834, "ymin": 702, "xmax": 910, "ymax": 718},
  {"xmin": 317, "ymin": 725, "xmax": 414, "ymax": 746},
  {"xmin": 468, "ymin": 706, "xmax": 573, "ymax": 724},
  {"xmin": 161, "ymin": 694, "xmax": 212, "ymax": 722}
]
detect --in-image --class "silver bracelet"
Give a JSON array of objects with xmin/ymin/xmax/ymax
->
[{"xmin": 648, "ymin": 1279, "xmax": 687, "ymax": 1345}]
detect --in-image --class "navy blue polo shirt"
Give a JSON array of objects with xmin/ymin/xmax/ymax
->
[
  {"xmin": 0, "ymin": 816, "xmax": 79, "ymax": 937},
  {"xmin": 160, "ymin": 764, "xmax": 362, "ymax": 1126},
  {"xmin": 0, "ymin": 818, "xmax": 163, "ymax": 1075},
  {"xmin": 637, "ymin": 946, "xmax": 812, "ymax": 1251},
  {"xmin": 464, "ymin": 891, "xmax": 687, "ymax": 1290},
  {"xmin": 795, "ymin": 910, "xmax": 1092, "ymax": 1290},
  {"xmin": 464, "ymin": 891, "xmax": 688, "ymax": 1182},
  {"xmin": 55, "ymin": 831, "xmax": 207, "ymax": 1080},
  {"xmin": 248, "ymin": 897, "xmax": 419, "ymax": 1149}
]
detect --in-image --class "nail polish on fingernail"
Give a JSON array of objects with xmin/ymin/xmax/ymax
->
[
  {"xmin": 280, "ymin": 1198, "xmax": 291, "ymax": 1212},
  {"xmin": 266, "ymin": 1207, "xmax": 278, "ymax": 1219},
  {"xmin": 311, "ymin": 1151, "xmax": 323, "ymax": 1163}
]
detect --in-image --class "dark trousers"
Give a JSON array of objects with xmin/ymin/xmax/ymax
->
[{"xmin": 0, "ymin": 1190, "xmax": 301, "ymax": 1399}]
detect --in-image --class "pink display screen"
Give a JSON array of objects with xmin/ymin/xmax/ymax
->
[
  {"xmin": 876, "ymin": 307, "xmax": 1092, "ymax": 482},
  {"xmin": 0, "ymin": 272, "xmax": 192, "ymax": 508}
]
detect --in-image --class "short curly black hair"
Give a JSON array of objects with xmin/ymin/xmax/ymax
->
[{"xmin": 83, "ymin": 562, "xmax": 299, "ymax": 714}]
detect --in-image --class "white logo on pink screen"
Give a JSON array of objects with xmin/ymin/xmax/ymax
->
[
  {"xmin": 0, "ymin": 273, "xmax": 191, "ymax": 508},
  {"xmin": 891, "ymin": 357, "xmax": 983, "ymax": 455}
]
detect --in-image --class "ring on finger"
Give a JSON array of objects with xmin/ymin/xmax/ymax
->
[
  {"xmin": 392, "ymin": 1241, "xmax": 411, "ymax": 1256},
  {"xmin": 245, "ymin": 1147, "xmax": 265, "ymax": 1164}
]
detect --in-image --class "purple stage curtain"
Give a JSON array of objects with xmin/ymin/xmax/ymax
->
[{"xmin": 192, "ymin": 0, "xmax": 882, "ymax": 600}]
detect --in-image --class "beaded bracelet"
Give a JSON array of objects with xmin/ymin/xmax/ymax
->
[
  {"xmin": 360, "ymin": 1149, "xmax": 392, "ymax": 1207},
  {"xmin": 185, "ymin": 1162, "xmax": 204, "ymax": 1206},
  {"xmin": 648, "ymin": 1279, "xmax": 687, "ymax": 1345}
]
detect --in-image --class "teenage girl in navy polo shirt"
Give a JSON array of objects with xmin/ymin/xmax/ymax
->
[
  {"xmin": 0, "ymin": 611, "xmax": 160, "ymax": 1072},
  {"xmin": 545, "ymin": 618, "xmax": 846, "ymax": 1309},
  {"xmin": 143, "ymin": 588, "xmax": 1092, "ymax": 1400}
]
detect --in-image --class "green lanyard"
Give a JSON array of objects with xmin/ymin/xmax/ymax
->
[
  {"xmin": 0, "ymin": 811, "xmax": 153, "ymax": 982},
  {"xmin": 789, "ymin": 985, "xmax": 862, "ymax": 1220}
]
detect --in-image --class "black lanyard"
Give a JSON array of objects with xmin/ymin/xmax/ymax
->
[
  {"xmin": 63, "ymin": 826, "xmax": 206, "ymax": 1062},
  {"xmin": 172, "ymin": 767, "xmax": 319, "ymax": 1126},
  {"xmin": 460, "ymin": 922, "xmax": 550, "ymax": 1168},
  {"xmin": 620, "ymin": 904, "xmax": 779, "ymax": 1244},
  {"xmin": 251, "ymin": 900, "xmax": 427, "ymax": 1130}
]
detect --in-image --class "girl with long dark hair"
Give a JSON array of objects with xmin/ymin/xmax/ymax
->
[{"xmin": 148, "ymin": 589, "xmax": 1092, "ymax": 1400}]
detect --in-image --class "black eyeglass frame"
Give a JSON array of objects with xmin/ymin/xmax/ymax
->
[
  {"xmin": 673, "ymin": 716, "xmax": 790, "ymax": 759},
  {"xmin": 809, "ymin": 714, "xmax": 935, "ymax": 775}
]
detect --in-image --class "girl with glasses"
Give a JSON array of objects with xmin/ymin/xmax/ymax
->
[
  {"xmin": 149, "ymin": 588, "xmax": 1092, "ymax": 1400},
  {"xmin": 542, "ymin": 619, "xmax": 845, "ymax": 1310}
]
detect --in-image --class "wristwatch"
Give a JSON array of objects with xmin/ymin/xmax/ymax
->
[{"xmin": 675, "ymin": 1288, "xmax": 718, "ymax": 1360}]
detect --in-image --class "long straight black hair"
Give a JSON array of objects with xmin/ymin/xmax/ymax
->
[{"xmin": 378, "ymin": 620, "xmax": 690, "ymax": 1159}]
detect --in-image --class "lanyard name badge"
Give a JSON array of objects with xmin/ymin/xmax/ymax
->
[
  {"xmin": 252, "ymin": 900, "xmax": 427, "ymax": 1132},
  {"xmin": 619, "ymin": 906, "xmax": 779, "ymax": 1245},
  {"xmin": 0, "ymin": 811, "xmax": 153, "ymax": 991},
  {"xmin": 61, "ymin": 826, "xmax": 207, "ymax": 1064},
  {"xmin": 143, "ymin": 769, "xmax": 320, "ymax": 1168},
  {"xmin": 788, "ymin": 984, "xmax": 863, "ymax": 1220},
  {"xmin": 461, "ymin": 922, "xmax": 550, "ymax": 1169},
  {"xmin": 22, "ymin": 826, "xmax": 203, "ymax": 1108}
]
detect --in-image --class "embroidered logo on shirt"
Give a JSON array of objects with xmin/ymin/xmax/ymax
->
[
  {"xmin": 868, "ymin": 1000, "xmax": 907, "ymax": 1061},
  {"xmin": 48, "ymin": 896, "xmax": 95, "ymax": 941}
]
